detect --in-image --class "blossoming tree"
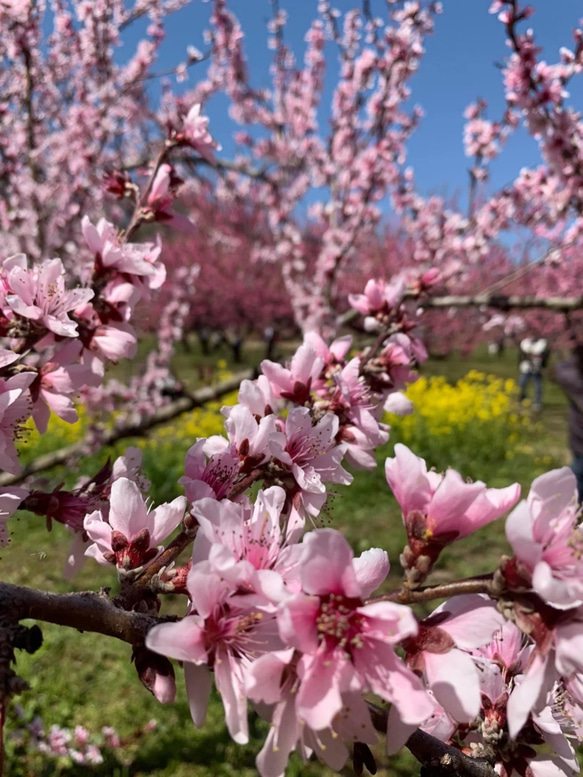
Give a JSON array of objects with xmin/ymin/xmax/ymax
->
[{"xmin": 3, "ymin": 1, "xmax": 583, "ymax": 776}]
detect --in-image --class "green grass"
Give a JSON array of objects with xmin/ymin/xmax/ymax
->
[{"xmin": 1, "ymin": 344, "xmax": 575, "ymax": 776}]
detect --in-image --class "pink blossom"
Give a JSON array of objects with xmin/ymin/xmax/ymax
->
[
  {"xmin": 82, "ymin": 217, "xmax": 165, "ymax": 285},
  {"xmin": 385, "ymin": 444, "xmax": 520, "ymax": 582},
  {"xmin": 277, "ymin": 529, "xmax": 433, "ymax": 731},
  {"xmin": 224, "ymin": 405, "xmax": 280, "ymax": 472},
  {"xmin": 177, "ymin": 103, "xmax": 222, "ymax": 163},
  {"xmin": 403, "ymin": 595, "xmax": 506, "ymax": 725},
  {"xmin": 246, "ymin": 649, "xmax": 374, "ymax": 776},
  {"xmin": 261, "ymin": 343, "xmax": 323, "ymax": 405},
  {"xmin": 348, "ymin": 278, "xmax": 406, "ymax": 327},
  {"xmin": 146, "ymin": 165, "xmax": 195, "ymax": 233},
  {"xmin": 89, "ymin": 322, "xmax": 138, "ymax": 362},
  {"xmin": 303, "ymin": 331, "xmax": 352, "ymax": 378},
  {"xmin": 236, "ymin": 376, "xmax": 276, "ymax": 418},
  {"xmin": 505, "ymin": 467, "xmax": 583, "ymax": 608},
  {"xmin": 3, "ymin": 255, "xmax": 93, "ymax": 337},
  {"xmin": 0, "ymin": 372, "xmax": 35, "ymax": 475},
  {"xmin": 179, "ymin": 439, "xmax": 238, "ymax": 502},
  {"xmin": 30, "ymin": 356, "xmax": 98, "ymax": 434},
  {"xmin": 191, "ymin": 486, "xmax": 303, "ymax": 594},
  {"xmin": 84, "ymin": 477, "xmax": 186, "ymax": 569},
  {"xmin": 146, "ymin": 559, "xmax": 282, "ymax": 744},
  {"xmin": 269, "ymin": 407, "xmax": 352, "ymax": 521}
]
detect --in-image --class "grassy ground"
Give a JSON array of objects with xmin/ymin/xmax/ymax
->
[{"xmin": 2, "ymin": 343, "xmax": 574, "ymax": 776}]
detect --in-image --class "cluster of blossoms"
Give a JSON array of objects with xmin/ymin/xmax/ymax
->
[
  {"xmin": 8, "ymin": 705, "xmax": 156, "ymax": 768},
  {"xmin": 8, "ymin": 705, "xmax": 120, "ymax": 765},
  {"xmin": 6, "ymin": 2, "xmax": 583, "ymax": 776},
  {"xmin": 0, "ymin": 104, "xmax": 218, "ymax": 545},
  {"xmin": 48, "ymin": 276, "xmax": 580, "ymax": 777}
]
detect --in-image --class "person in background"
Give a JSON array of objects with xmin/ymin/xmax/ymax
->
[
  {"xmin": 555, "ymin": 343, "xmax": 583, "ymax": 505},
  {"xmin": 518, "ymin": 333, "xmax": 550, "ymax": 411}
]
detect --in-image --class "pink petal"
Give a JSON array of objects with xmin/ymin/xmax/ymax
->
[
  {"xmin": 150, "ymin": 496, "xmax": 186, "ymax": 545},
  {"xmin": 462, "ymin": 482, "xmax": 521, "ymax": 535},
  {"xmin": 296, "ymin": 650, "xmax": 355, "ymax": 730},
  {"xmin": 353, "ymin": 548, "xmax": 390, "ymax": 597},
  {"xmin": 83, "ymin": 511, "xmax": 112, "ymax": 550},
  {"xmin": 507, "ymin": 654, "xmax": 556, "ymax": 738},
  {"xmin": 145, "ymin": 617, "xmax": 207, "ymax": 663},
  {"xmin": 256, "ymin": 696, "xmax": 301, "ymax": 777},
  {"xmin": 424, "ymin": 649, "xmax": 481, "ymax": 722},
  {"xmin": 245, "ymin": 649, "xmax": 295, "ymax": 705},
  {"xmin": 215, "ymin": 648, "xmax": 248, "ymax": 744},
  {"xmin": 555, "ymin": 619, "xmax": 583, "ymax": 675},
  {"xmin": 386, "ymin": 705, "xmax": 418, "ymax": 755},
  {"xmin": 505, "ymin": 501, "xmax": 540, "ymax": 565},
  {"xmin": 529, "ymin": 468, "xmax": 576, "ymax": 517},
  {"xmin": 359, "ymin": 600, "xmax": 419, "ymax": 643},
  {"xmin": 108, "ymin": 477, "xmax": 148, "ymax": 539},
  {"xmin": 187, "ymin": 565, "xmax": 231, "ymax": 619},
  {"xmin": 532, "ymin": 561, "xmax": 583, "ymax": 610},
  {"xmin": 385, "ymin": 444, "xmax": 432, "ymax": 518},
  {"xmin": 64, "ymin": 531, "xmax": 89, "ymax": 580},
  {"xmin": 427, "ymin": 470, "xmax": 483, "ymax": 532},
  {"xmin": 356, "ymin": 640, "xmax": 433, "ymax": 725},
  {"xmin": 434, "ymin": 595, "xmax": 506, "ymax": 649},
  {"xmin": 303, "ymin": 724, "xmax": 349, "ymax": 770},
  {"xmin": 300, "ymin": 529, "xmax": 361, "ymax": 597},
  {"xmin": 277, "ymin": 592, "xmax": 320, "ymax": 653},
  {"xmin": 184, "ymin": 662, "xmax": 213, "ymax": 728},
  {"xmin": 384, "ymin": 391, "xmax": 414, "ymax": 415}
]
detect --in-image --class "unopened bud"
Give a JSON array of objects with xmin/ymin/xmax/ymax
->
[{"xmin": 133, "ymin": 647, "xmax": 176, "ymax": 704}]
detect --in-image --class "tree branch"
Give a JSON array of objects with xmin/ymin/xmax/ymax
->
[
  {"xmin": 0, "ymin": 582, "xmax": 157, "ymax": 646},
  {"xmin": 378, "ymin": 577, "xmax": 493, "ymax": 605},
  {"xmin": 367, "ymin": 705, "xmax": 498, "ymax": 777},
  {"xmin": 421, "ymin": 294, "xmax": 583, "ymax": 312},
  {"xmin": 339, "ymin": 292, "xmax": 583, "ymax": 329},
  {"xmin": 407, "ymin": 730, "xmax": 497, "ymax": 777}
]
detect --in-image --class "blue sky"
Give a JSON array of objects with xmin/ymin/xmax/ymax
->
[{"xmin": 148, "ymin": 0, "xmax": 583, "ymax": 206}]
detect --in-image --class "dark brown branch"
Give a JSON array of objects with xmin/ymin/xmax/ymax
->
[
  {"xmin": 406, "ymin": 730, "xmax": 497, "ymax": 777},
  {"xmin": 0, "ymin": 582, "xmax": 156, "ymax": 646},
  {"xmin": 0, "ymin": 370, "xmax": 253, "ymax": 487},
  {"xmin": 368, "ymin": 704, "xmax": 498, "ymax": 777}
]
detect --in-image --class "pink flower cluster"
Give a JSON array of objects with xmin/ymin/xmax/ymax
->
[
  {"xmin": 9, "ymin": 705, "xmax": 124, "ymax": 767},
  {"xmin": 0, "ymin": 102, "xmax": 222, "ymax": 539},
  {"xmin": 74, "ymin": 286, "xmax": 583, "ymax": 775},
  {"xmin": 0, "ymin": 219, "xmax": 163, "ymax": 483}
]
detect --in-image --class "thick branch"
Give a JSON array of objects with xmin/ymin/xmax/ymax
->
[
  {"xmin": 0, "ymin": 370, "xmax": 252, "ymax": 487},
  {"xmin": 0, "ymin": 582, "xmax": 157, "ymax": 645},
  {"xmin": 368, "ymin": 705, "xmax": 497, "ymax": 777},
  {"xmin": 407, "ymin": 730, "xmax": 497, "ymax": 777}
]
